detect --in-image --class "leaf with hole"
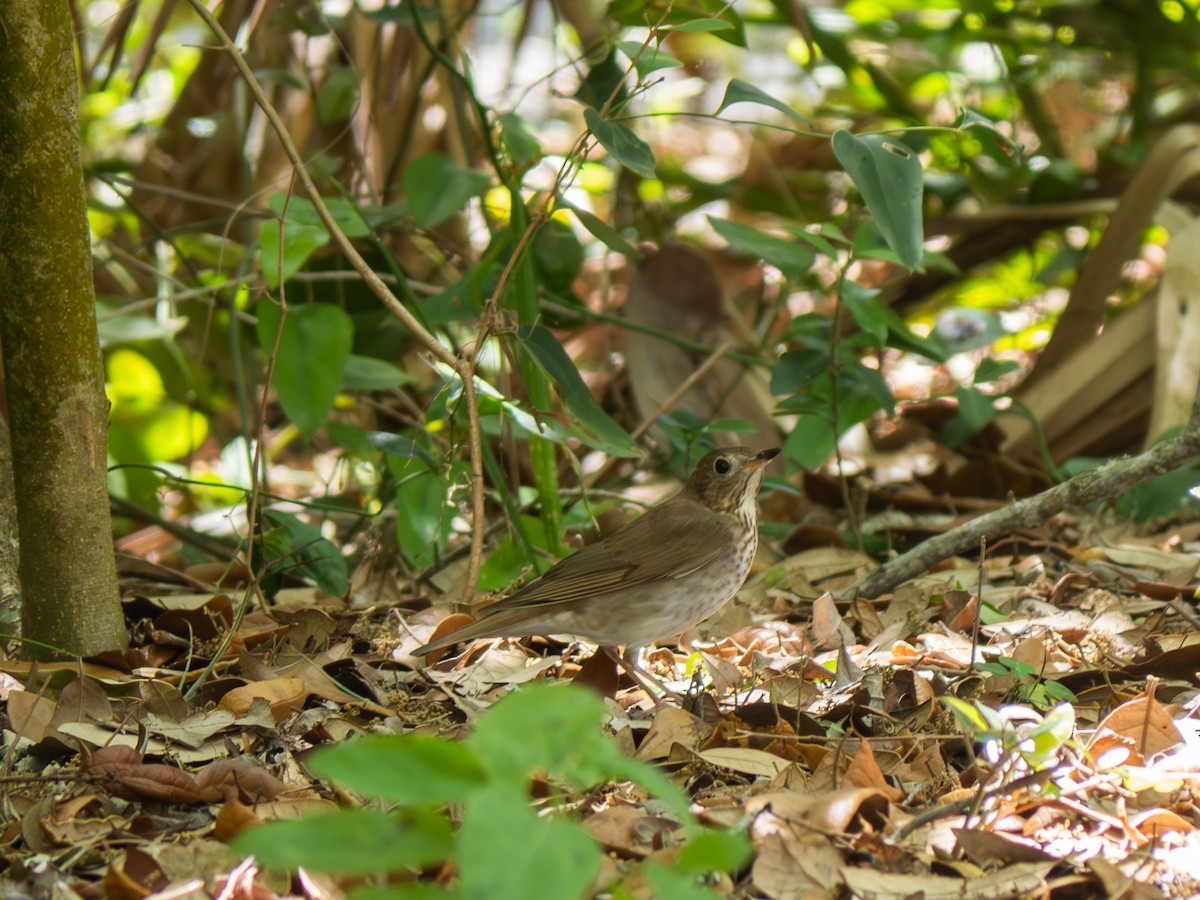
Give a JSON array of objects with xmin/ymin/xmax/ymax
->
[{"xmin": 832, "ymin": 130, "xmax": 925, "ymax": 269}]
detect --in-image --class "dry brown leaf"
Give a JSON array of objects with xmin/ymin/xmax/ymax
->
[
  {"xmin": 751, "ymin": 830, "xmax": 843, "ymax": 900},
  {"xmin": 635, "ymin": 706, "xmax": 714, "ymax": 761},
  {"xmin": 697, "ymin": 747, "xmax": 791, "ymax": 779},
  {"xmin": 194, "ymin": 759, "xmax": 285, "ymax": 803},
  {"xmin": 217, "ymin": 677, "xmax": 308, "ymax": 721},
  {"xmin": 1087, "ymin": 686, "xmax": 1183, "ymax": 764},
  {"xmin": 842, "ymin": 742, "xmax": 903, "ymax": 802}
]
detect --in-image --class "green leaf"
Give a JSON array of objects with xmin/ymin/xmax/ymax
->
[
  {"xmin": 477, "ymin": 517, "xmax": 552, "ymax": 591},
  {"xmin": 269, "ymin": 194, "xmax": 372, "ymax": 234},
  {"xmin": 616, "ymin": 40, "xmax": 683, "ymax": 79},
  {"xmin": 260, "ymin": 214, "xmax": 328, "ymax": 290},
  {"xmin": 574, "ymin": 50, "xmax": 629, "ymax": 110},
  {"xmin": 364, "ymin": 431, "xmax": 438, "ymax": 466},
  {"xmin": 840, "ymin": 361, "xmax": 894, "ymax": 415},
  {"xmin": 708, "ymin": 217, "xmax": 813, "ymax": 280},
  {"xmin": 831, "ymin": 130, "xmax": 924, "ymax": 269},
  {"xmin": 467, "ymin": 682, "xmax": 611, "ymax": 781},
  {"xmin": 770, "ymin": 349, "xmax": 830, "ymax": 395},
  {"xmin": 259, "ymin": 195, "xmax": 372, "ymax": 289},
  {"xmin": 518, "ymin": 325, "xmax": 639, "ymax": 457},
  {"xmin": 677, "ymin": 829, "xmax": 753, "ymax": 874},
  {"xmin": 943, "ymin": 385, "xmax": 996, "ymax": 448},
  {"xmin": 389, "ymin": 454, "xmax": 459, "ymax": 569},
  {"xmin": 316, "ymin": 66, "xmax": 360, "ymax": 124},
  {"xmin": 340, "ymin": 355, "xmax": 414, "ymax": 391},
  {"xmin": 532, "ymin": 219, "xmax": 585, "ymax": 293},
  {"xmin": 559, "ymin": 198, "xmax": 640, "ymax": 258},
  {"xmin": 404, "ymin": 153, "xmax": 493, "ymax": 227},
  {"xmin": 308, "ymin": 735, "xmax": 489, "ymax": 805},
  {"xmin": 261, "ymin": 509, "xmax": 349, "ymax": 596},
  {"xmin": 499, "ymin": 112, "xmax": 542, "ymax": 168},
  {"xmin": 973, "ymin": 358, "xmax": 1021, "ymax": 384},
  {"xmin": 643, "ymin": 864, "xmax": 722, "ymax": 900},
  {"xmin": 658, "ymin": 18, "xmax": 733, "ymax": 33},
  {"xmin": 715, "ymin": 79, "xmax": 806, "ymax": 123},
  {"xmin": 840, "ymin": 282, "xmax": 889, "ymax": 344},
  {"xmin": 941, "ymin": 696, "xmax": 990, "ymax": 736},
  {"xmin": 458, "ymin": 784, "xmax": 602, "ymax": 900},
  {"xmin": 232, "ymin": 807, "xmax": 452, "ymax": 875},
  {"xmin": 257, "ymin": 301, "xmax": 354, "ymax": 435},
  {"xmin": 783, "ymin": 416, "xmax": 836, "ymax": 471},
  {"xmin": 583, "ymin": 108, "xmax": 657, "ymax": 178}
]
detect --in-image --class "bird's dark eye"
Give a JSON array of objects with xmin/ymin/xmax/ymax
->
[{"xmin": 714, "ymin": 458, "xmax": 732, "ymax": 475}]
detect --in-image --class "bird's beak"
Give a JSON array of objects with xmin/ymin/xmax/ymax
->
[{"xmin": 742, "ymin": 447, "xmax": 781, "ymax": 471}]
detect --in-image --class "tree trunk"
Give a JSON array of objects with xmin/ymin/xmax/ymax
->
[{"xmin": 0, "ymin": 0, "xmax": 128, "ymax": 656}]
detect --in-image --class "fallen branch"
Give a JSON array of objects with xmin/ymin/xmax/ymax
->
[{"xmin": 847, "ymin": 381, "xmax": 1200, "ymax": 599}]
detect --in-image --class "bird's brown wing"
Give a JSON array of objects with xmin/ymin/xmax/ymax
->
[{"xmin": 484, "ymin": 496, "xmax": 732, "ymax": 613}]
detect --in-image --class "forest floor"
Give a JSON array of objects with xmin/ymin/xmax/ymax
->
[{"xmin": 4, "ymin": 463, "xmax": 1200, "ymax": 899}]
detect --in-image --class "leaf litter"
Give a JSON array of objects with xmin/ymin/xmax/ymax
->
[{"xmin": 3, "ymin": 511, "xmax": 1200, "ymax": 897}]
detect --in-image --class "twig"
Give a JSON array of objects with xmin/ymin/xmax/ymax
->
[
  {"xmin": 583, "ymin": 341, "xmax": 735, "ymax": 490},
  {"xmin": 180, "ymin": 0, "xmax": 487, "ymax": 604}
]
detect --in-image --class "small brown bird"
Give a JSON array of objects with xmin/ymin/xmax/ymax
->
[{"xmin": 416, "ymin": 447, "xmax": 780, "ymax": 693}]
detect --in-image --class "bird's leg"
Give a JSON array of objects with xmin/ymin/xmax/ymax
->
[{"xmin": 602, "ymin": 645, "xmax": 687, "ymax": 707}]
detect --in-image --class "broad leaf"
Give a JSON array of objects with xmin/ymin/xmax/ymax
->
[
  {"xmin": 831, "ymin": 129, "xmax": 924, "ymax": 269},
  {"xmin": 708, "ymin": 217, "xmax": 813, "ymax": 280},
  {"xmin": 257, "ymin": 301, "xmax": 353, "ymax": 435},
  {"xmin": 309, "ymin": 735, "xmax": 488, "ymax": 805},
  {"xmin": 559, "ymin": 198, "xmax": 640, "ymax": 258},
  {"xmin": 340, "ymin": 355, "xmax": 413, "ymax": 391},
  {"xmin": 405, "ymin": 153, "xmax": 492, "ymax": 227},
  {"xmin": 583, "ymin": 107, "xmax": 656, "ymax": 178},
  {"xmin": 716, "ymin": 78, "xmax": 806, "ymax": 123},
  {"xmin": 233, "ymin": 808, "xmax": 451, "ymax": 876},
  {"xmin": 458, "ymin": 785, "xmax": 601, "ymax": 900},
  {"xmin": 261, "ymin": 508, "xmax": 349, "ymax": 596},
  {"xmin": 518, "ymin": 325, "xmax": 639, "ymax": 456}
]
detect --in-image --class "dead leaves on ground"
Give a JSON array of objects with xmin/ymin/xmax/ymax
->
[{"xmin": 2, "ymin": 520, "xmax": 1200, "ymax": 897}]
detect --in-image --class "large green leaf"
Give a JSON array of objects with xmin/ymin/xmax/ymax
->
[
  {"xmin": 232, "ymin": 808, "xmax": 451, "ymax": 876},
  {"xmin": 518, "ymin": 325, "xmax": 639, "ymax": 457},
  {"xmin": 404, "ymin": 152, "xmax": 493, "ymax": 227},
  {"xmin": 259, "ymin": 195, "xmax": 371, "ymax": 289},
  {"xmin": 309, "ymin": 735, "xmax": 489, "ymax": 806},
  {"xmin": 257, "ymin": 301, "xmax": 353, "ymax": 435},
  {"xmin": 583, "ymin": 108, "xmax": 657, "ymax": 179},
  {"xmin": 260, "ymin": 508, "xmax": 349, "ymax": 596},
  {"xmin": 259, "ymin": 214, "xmax": 327, "ymax": 290},
  {"xmin": 831, "ymin": 130, "xmax": 924, "ymax": 269},
  {"xmin": 458, "ymin": 784, "xmax": 601, "ymax": 900}
]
